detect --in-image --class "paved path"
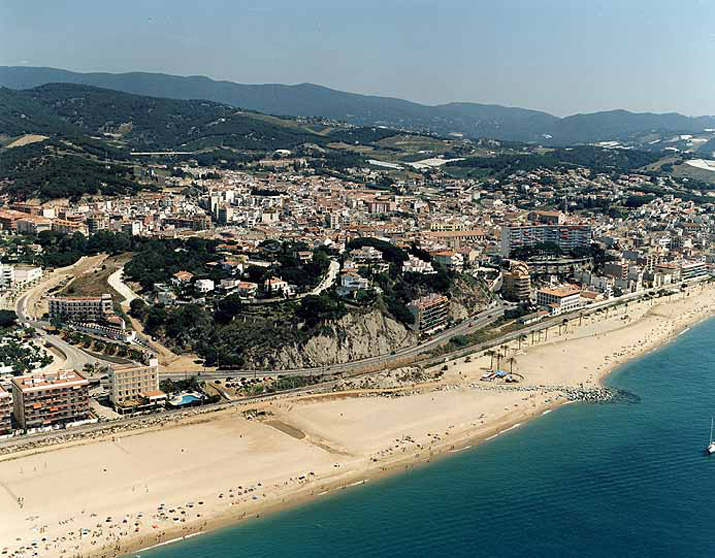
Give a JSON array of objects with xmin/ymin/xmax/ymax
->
[
  {"xmin": 107, "ymin": 266, "xmax": 141, "ymax": 309},
  {"xmin": 308, "ymin": 260, "xmax": 340, "ymax": 295}
]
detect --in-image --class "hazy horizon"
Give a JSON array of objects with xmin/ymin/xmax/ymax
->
[{"xmin": 2, "ymin": 0, "xmax": 715, "ymax": 117}]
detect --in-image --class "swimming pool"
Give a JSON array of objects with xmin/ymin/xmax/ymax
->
[{"xmin": 170, "ymin": 393, "xmax": 203, "ymax": 406}]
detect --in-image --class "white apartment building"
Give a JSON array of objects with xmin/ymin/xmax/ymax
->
[
  {"xmin": 264, "ymin": 277, "xmax": 290, "ymax": 295},
  {"xmin": 536, "ymin": 286, "xmax": 582, "ymax": 316},
  {"xmin": 680, "ymin": 260, "xmax": 709, "ymax": 281},
  {"xmin": 340, "ymin": 272, "xmax": 369, "ymax": 292},
  {"xmin": 431, "ymin": 250, "xmax": 464, "ymax": 271},
  {"xmin": 196, "ymin": 279, "xmax": 215, "ymax": 293},
  {"xmin": 0, "ymin": 264, "xmax": 42, "ymax": 290},
  {"xmin": 0, "ymin": 264, "xmax": 13, "ymax": 290},
  {"xmin": 402, "ymin": 255, "xmax": 435, "ymax": 274},
  {"xmin": 13, "ymin": 265, "xmax": 42, "ymax": 286}
]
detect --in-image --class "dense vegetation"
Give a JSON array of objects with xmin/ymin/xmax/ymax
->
[
  {"xmin": 0, "ymin": 310, "xmax": 17, "ymax": 329},
  {"xmin": 448, "ymin": 146, "xmax": 663, "ymax": 177},
  {"xmin": 344, "ymin": 237, "xmax": 461, "ymax": 326},
  {"xmin": 0, "ymin": 86, "xmax": 79, "ymax": 136},
  {"xmin": 124, "ymin": 237, "xmax": 224, "ymax": 290},
  {"xmin": 0, "ymin": 142, "xmax": 142, "ymax": 200},
  {"xmin": 130, "ymin": 290, "xmax": 348, "ymax": 368},
  {"xmin": 2, "ymin": 83, "xmax": 329, "ymax": 152},
  {"xmin": 36, "ymin": 229, "xmax": 137, "ymax": 267},
  {"xmin": 267, "ymin": 241, "xmax": 331, "ymax": 290},
  {"xmin": 0, "ymin": 331, "xmax": 53, "ymax": 374}
]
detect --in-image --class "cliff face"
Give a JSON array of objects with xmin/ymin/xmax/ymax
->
[
  {"xmin": 242, "ymin": 308, "xmax": 417, "ymax": 370},
  {"xmin": 449, "ymin": 275, "xmax": 492, "ymax": 320}
]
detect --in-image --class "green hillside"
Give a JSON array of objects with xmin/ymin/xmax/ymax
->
[
  {"xmin": 0, "ymin": 138, "xmax": 143, "ymax": 200},
  {"xmin": 6, "ymin": 83, "xmax": 330, "ymax": 151},
  {"xmin": 3, "ymin": 66, "xmax": 715, "ymax": 146}
]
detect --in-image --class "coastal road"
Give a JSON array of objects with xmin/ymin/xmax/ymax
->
[
  {"xmin": 3, "ymin": 280, "xmax": 704, "ymax": 450},
  {"xmin": 34, "ymin": 326, "xmax": 104, "ymax": 371}
]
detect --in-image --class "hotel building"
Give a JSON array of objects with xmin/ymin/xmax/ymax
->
[
  {"xmin": 536, "ymin": 286, "xmax": 582, "ymax": 316},
  {"xmin": 11, "ymin": 370, "xmax": 90, "ymax": 429},
  {"xmin": 680, "ymin": 261, "xmax": 709, "ymax": 281},
  {"xmin": 48, "ymin": 294, "xmax": 114, "ymax": 322},
  {"xmin": 502, "ymin": 261, "xmax": 532, "ymax": 302},
  {"xmin": 108, "ymin": 362, "xmax": 164, "ymax": 410}
]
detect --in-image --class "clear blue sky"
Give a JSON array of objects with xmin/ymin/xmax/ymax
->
[{"xmin": 2, "ymin": 0, "xmax": 715, "ymax": 116}]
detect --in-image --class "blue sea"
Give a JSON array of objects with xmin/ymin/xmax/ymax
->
[{"xmin": 139, "ymin": 317, "xmax": 715, "ymax": 558}]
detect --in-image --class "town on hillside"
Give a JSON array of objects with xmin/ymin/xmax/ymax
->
[{"xmin": 0, "ymin": 152, "xmax": 712, "ymax": 439}]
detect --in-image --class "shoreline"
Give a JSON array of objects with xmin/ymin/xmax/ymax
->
[
  {"xmin": 2, "ymin": 283, "xmax": 713, "ymax": 558},
  {"xmin": 124, "ymin": 396, "xmax": 567, "ymax": 558},
  {"xmin": 122, "ymin": 307, "xmax": 707, "ymax": 557}
]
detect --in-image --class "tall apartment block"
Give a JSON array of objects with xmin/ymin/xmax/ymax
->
[
  {"xmin": 502, "ymin": 261, "xmax": 532, "ymax": 302},
  {"xmin": 500, "ymin": 225, "xmax": 592, "ymax": 257},
  {"xmin": 408, "ymin": 293, "xmax": 450, "ymax": 334},
  {"xmin": 0, "ymin": 386, "xmax": 11, "ymax": 435},
  {"xmin": 11, "ymin": 370, "xmax": 90, "ymax": 430}
]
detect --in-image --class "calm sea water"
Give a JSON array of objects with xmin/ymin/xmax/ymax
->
[{"xmin": 140, "ymin": 317, "xmax": 715, "ymax": 558}]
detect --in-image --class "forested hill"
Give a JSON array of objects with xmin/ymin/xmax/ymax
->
[
  {"xmin": 0, "ymin": 83, "xmax": 329, "ymax": 151},
  {"xmin": 3, "ymin": 66, "xmax": 715, "ymax": 145},
  {"xmin": 0, "ymin": 83, "xmax": 421, "ymax": 200},
  {"xmin": 0, "ymin": 86, "xmax": 80, "ymax": 137}
]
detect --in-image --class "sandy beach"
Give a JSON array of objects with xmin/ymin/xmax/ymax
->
[{"xmin": 1, "ymin": 283, "xmax": 713, "ymax": 558}]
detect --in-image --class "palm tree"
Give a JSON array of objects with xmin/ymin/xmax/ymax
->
[
  {"xmin": 561, "ymin": 318, "xmax": 569, "ymax": 334},
  {"xmin": 508, "ymin": 356, "xmax": 516, "ymax": 374},
  {"xmin": 486, "ymin": 350, "xmax": 495, "ymax": 371},
  {"xmin": 518, "ymin": 334, "xmax": 527, "ymax": 350}
]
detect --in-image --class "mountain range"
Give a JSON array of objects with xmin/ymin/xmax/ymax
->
[{"xmin": 2, "ymin": 66, "xmax": 715, "ymax": 146}]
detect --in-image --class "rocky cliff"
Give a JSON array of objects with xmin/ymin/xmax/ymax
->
[
  {"xmin": 242, "ymin": 308, "xmax": 417, "ymax": 370},
  {"xmin": 449, "ymin": 275, "xmax": 492, "ymax": 320}
]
